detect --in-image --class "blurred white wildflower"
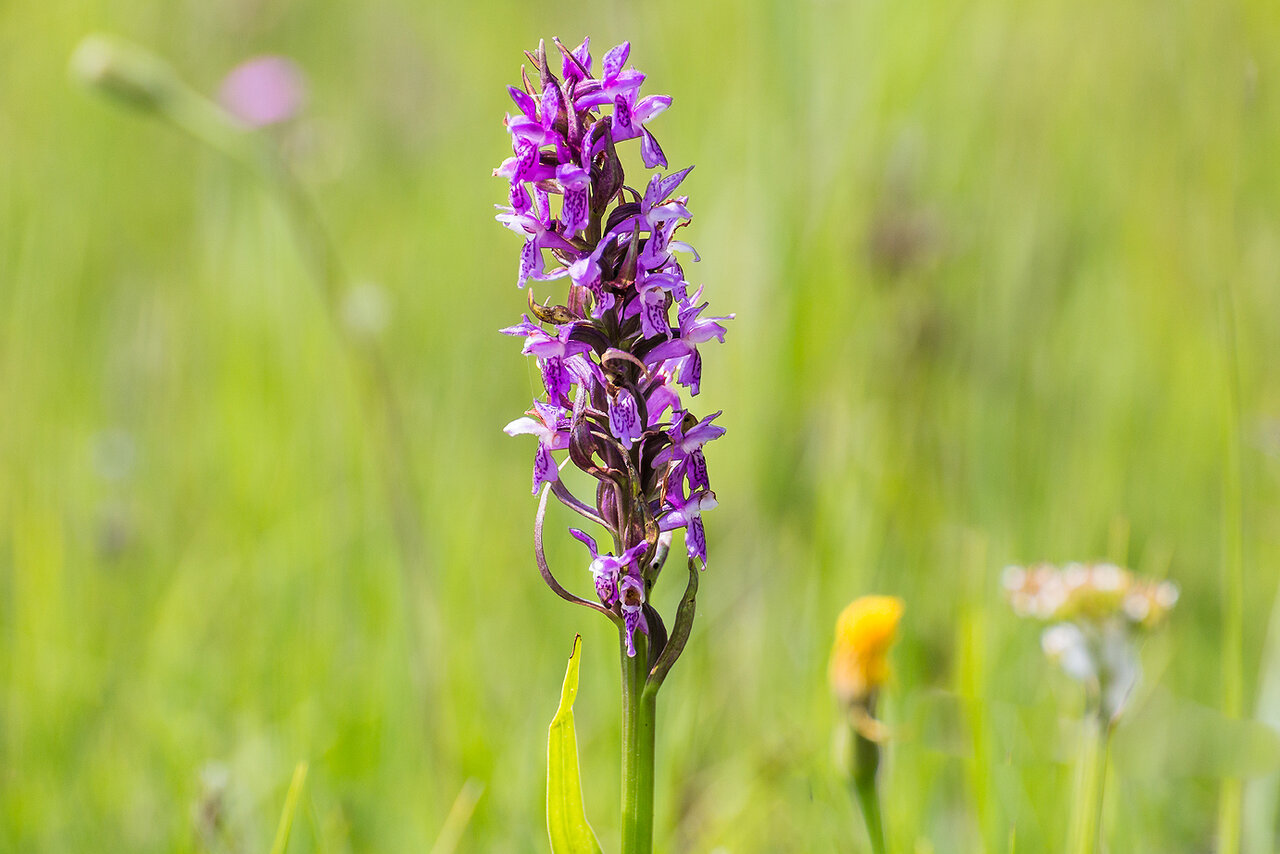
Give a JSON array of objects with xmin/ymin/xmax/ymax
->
[{"xmin": 1007, "ymin": 561, "xmax": 1176, "ymax": 725}]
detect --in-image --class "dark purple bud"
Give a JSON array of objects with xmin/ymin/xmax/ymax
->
[{"xmin": 593, "ymin": 133, "xmax": 625, "ymax": 215}]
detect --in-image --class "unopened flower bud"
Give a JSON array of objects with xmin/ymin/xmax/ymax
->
[{"xmin": 70, "ymin": 35, "xmax": 179, "ymax": 113}]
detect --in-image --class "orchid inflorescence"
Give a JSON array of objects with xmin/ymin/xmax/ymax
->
[{"xmin": 495, "ymin": 38, "xmax": 730, "ymax": 661}]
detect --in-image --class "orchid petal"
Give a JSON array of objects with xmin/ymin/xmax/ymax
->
[
  {"xmin": 602, "ymin": 42, "xmax": 630, "ymax": 82},
  {"xmin": 640, "ymin": 128, "xmax": 667, "ymax": 169},
  {"xmin": 568, "ymin": 527, "xmax": 599, "ymax": 558}
]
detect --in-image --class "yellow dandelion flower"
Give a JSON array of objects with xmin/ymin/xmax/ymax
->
[{"xmin": 829, "ymin": 595, "xmax": 904, "ymax": 707}]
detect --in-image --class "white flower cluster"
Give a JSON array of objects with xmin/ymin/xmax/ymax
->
[
  {"xmin": 1004, "ymin": 562, "xmax": 1178, "ymax": 725},
  {"xmin": 1003, "ymin": 562, "xmax": 1178, "ymax": 629}
]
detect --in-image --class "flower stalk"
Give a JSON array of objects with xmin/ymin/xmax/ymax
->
[
  {"xmin": 1005, "ymin": 562, "xmax": 1178, "ymax": 852},
  {"xmin": 829, "ymin": 596, "xmax": 902, "ymax": 854},
  {"xmin": 850, "ymin": 699, "xmax": 887, "ymax": 854}
]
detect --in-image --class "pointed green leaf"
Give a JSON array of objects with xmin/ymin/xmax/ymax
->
[{"xmin": 547, "ymin": 635, "xmax": 603, "ymax": 854}]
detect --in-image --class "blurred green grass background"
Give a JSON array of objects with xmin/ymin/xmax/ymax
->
[{"xmin": 4, "ymin": 0, "xmax": 1280, "ymax": 851}]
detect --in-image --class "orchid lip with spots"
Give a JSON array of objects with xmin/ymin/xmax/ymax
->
[{"xmin": 495, "ymin": 37, "xmax": 731, "ymax": 661}]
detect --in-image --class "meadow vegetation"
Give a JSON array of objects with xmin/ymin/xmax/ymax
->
[{"xmin": 3, "ymin": 0, "xmax": 1280, "ymax": 851}]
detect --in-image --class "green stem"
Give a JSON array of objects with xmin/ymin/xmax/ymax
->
[
  {"xmin": 1069, "ymin": 720, "xmax": 1111, "ymax": 854},
  {"xmin": 852, "ymin": 728, "xmax": 887, "ymax": 854},
  {"xmin": 1217, "ymin": 275, "xmax": 1245, "ymax": 854},
  {"xmin": 621, "ymin": 632, "xmax": 656, "ymax": 854},
  {"xmin": 1092, "ymin": 725, "xmax": 1112, "ymax": 854}
]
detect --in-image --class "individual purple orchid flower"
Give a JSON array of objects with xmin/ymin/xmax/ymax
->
[
  {"xmin": 605, "ymin": 167, "xmax": 693, "ymax": 246},
  {"xmin": 569, "ymin": 528, "xmax": 649, "ymax": 611},
  {"xmin": 573, "ymin": 42, "xmax": 672, "ymax": 167},
  {"xmin": 653, "ymin": 410, "xmax": 724, "ymax": 492},
  {"xmin": 645, "ymin": 289, "xmax": 732, "ymax": 395},
  {"xmin": 567, "ymin": 236, "xmax": 623, "ymax": 318},
  {"xmin": 644, "ymin": 369, "xmax": 682, "ymax": 428},
  {"xmin": 626, "ymin": 266, "xmax": 692, "ymax": 339},
  {"xmin": 503, "ymin": 318, "xmax": 593, "ymax": 400},
  {"xmin": 495, "ymin": 119, "xmax": 559, "ymax": 186},
  {"xmin": 495, "ymin": 193, "xmax": 577, "ymax": 289},
  {"xmin": 498, "ymin": 82, "xmax": 569, "ymax": 179},
  {"xmin": 503, "ymin": 401, "xmax": 571, "ymax": 493},
  {"xmin": 660, "ymin": 483, "xmax": 719, "ymax": 565}
]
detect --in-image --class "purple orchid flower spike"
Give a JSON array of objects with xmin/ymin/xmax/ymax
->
[
  {"xmin": 503, "ymin": 401, "xmax": 571, "ymax": 493},
  {"xmin": 496, "ymin": 44, "xmax": 729, "ymax": 828}
]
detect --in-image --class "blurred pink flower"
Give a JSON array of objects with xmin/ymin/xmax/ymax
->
[{"xmin": 218, "ymin": 56, "xmax": 305, "ymax": 127}]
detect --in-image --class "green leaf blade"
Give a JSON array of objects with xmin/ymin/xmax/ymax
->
[{"xmin": 547, "ymin": 634, "xmax": 603, "ymax": 854}]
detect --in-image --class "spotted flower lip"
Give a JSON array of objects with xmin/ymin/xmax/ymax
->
[
  {"xmin": 608, "ymin": 388, "xmax": 644, "ymax": 449},
  {"xmin": 497, "ymin": 37, "xmax": 728, "ymax": 657},
  {"xmin": 658, "ymin": 485, "xmax": 717, "ymax": 565},
  {"xmin": 618, "ymin": 574, "xmax": 648, "ymax": 656}
]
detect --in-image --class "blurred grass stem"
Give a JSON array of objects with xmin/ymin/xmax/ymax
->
[
  {"xmin": 1216, "ymin": 272, "xmax": 1245, "ymax": 854},
  {"xmin": 269, "ymin": 762, "xmax": 309, "ymax": 854},
  {"xmin": 851, "ymin": 724, "xmax": 887, "ymax": 854},
  {"xmin": 1068, "ymin": 721, "xmax": 1111, "ymax": 854}
]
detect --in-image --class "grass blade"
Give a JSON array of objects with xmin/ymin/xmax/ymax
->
[{"xmin": 269, "ymin": 762, "xmax": 309, "ymax": 854}]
